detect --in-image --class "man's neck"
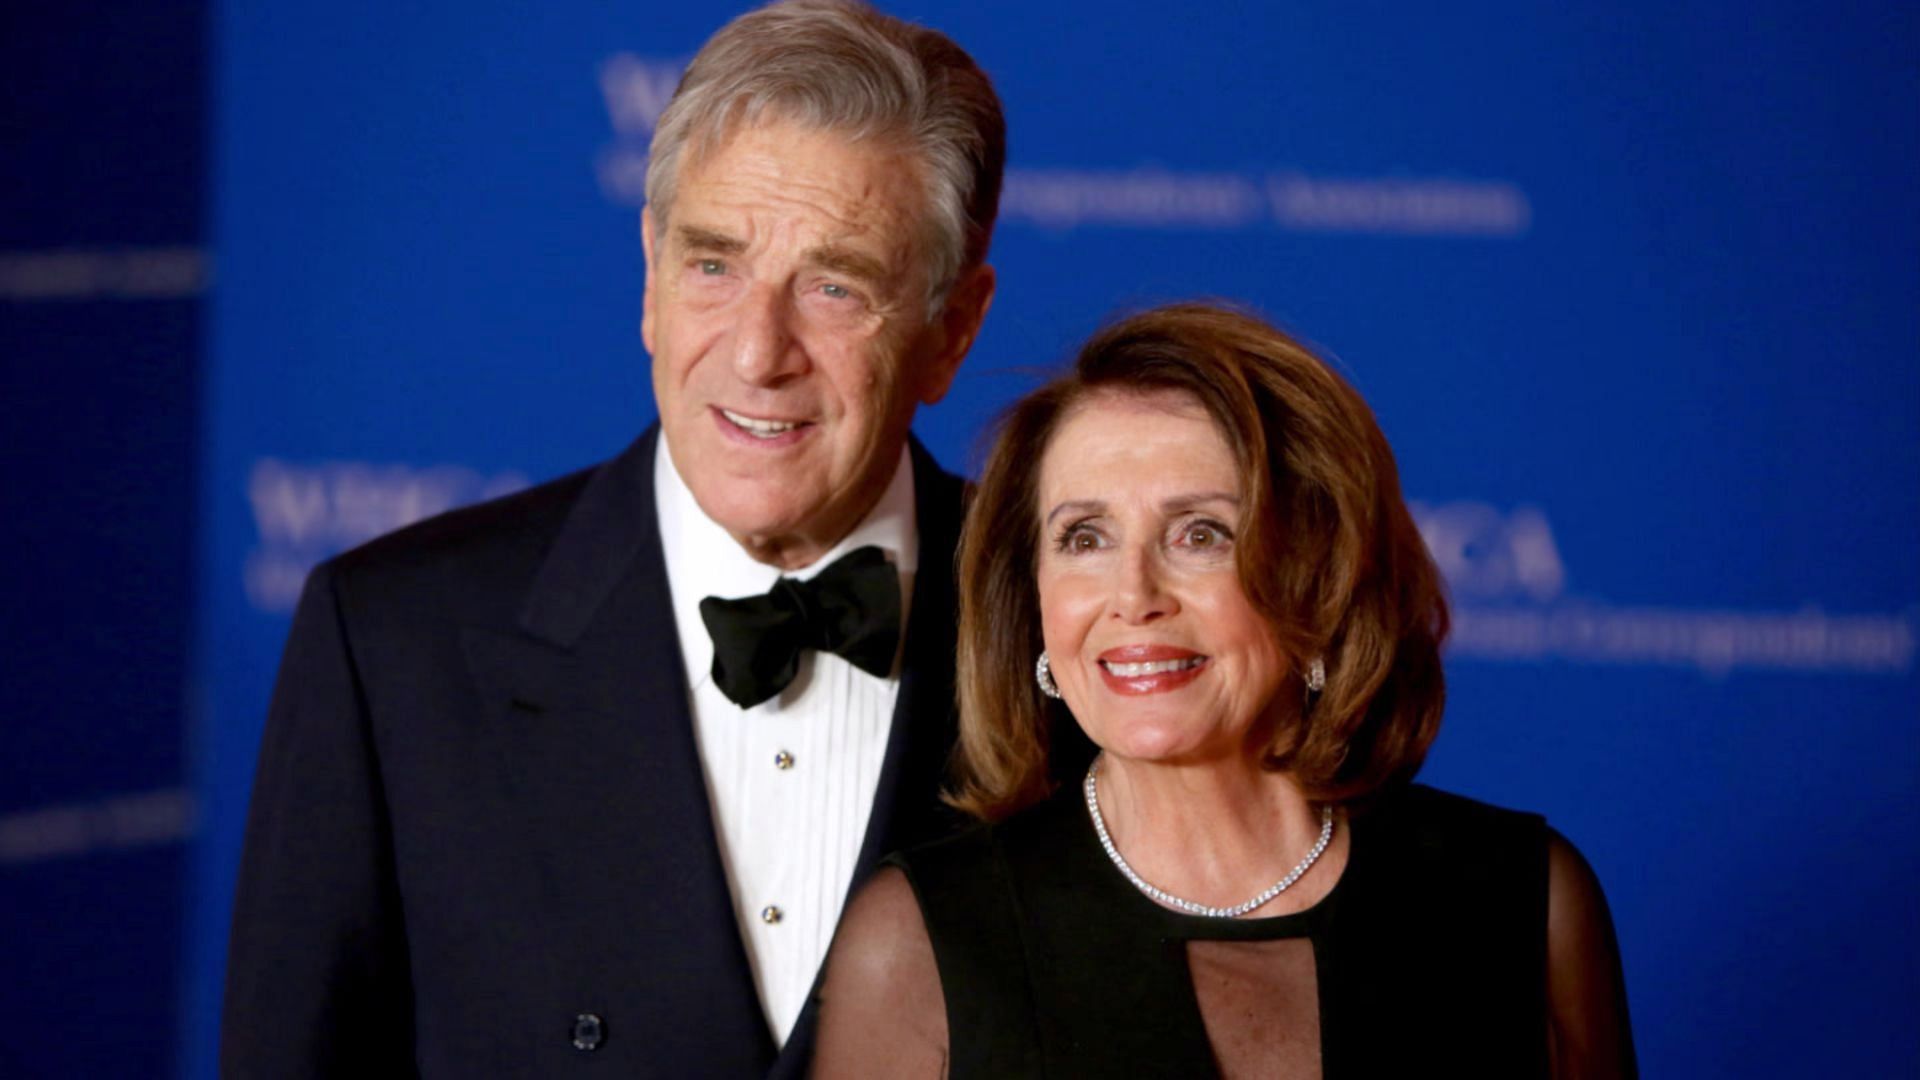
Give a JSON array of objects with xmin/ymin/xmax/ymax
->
[
  {"xmin": 729, "ymin": 525, "xmax": 854, "ymax": 573},
  {"xmin": 716, "ymin": 457, "xmax": 914, "ymax": 573},
  {"xmin": 657, "ymin": 434, "xmax": 919, "ymax": 576}
]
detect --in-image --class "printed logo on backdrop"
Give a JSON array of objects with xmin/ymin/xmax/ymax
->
[
  {"xmin": 0, "ymin": 247, "xmax": 209, "ymax": 301},
  {"xmin": 1415, "ymin": 501, "xmax": 1916, "ymax": 676},
  {"xmin": 0, "ymin": 788, "xmax": 197, "ymax": 866},
  {"xmin": 245, "ymin": 458, "xmax": 529, "ymax": 614},
  {"xmin": 596, "ymin": 54, "xmax": 1531, "ymax": 237},
  {"xmin": 596, "ymin": 54, "xmax": 686, "ymax": 205}
]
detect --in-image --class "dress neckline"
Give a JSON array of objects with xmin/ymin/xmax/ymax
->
[{"xmin": 1064, "ymin": 783, "xmax": 1361, "ymax": 941}]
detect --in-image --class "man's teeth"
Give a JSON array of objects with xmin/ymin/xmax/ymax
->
[
  {"xmin": 722, "ymin": 409, "xmax": 801, "ymax": 438},
  {"xmin": 1103, "ymin": 657, "xmax": 1203, "ymax": 677}
]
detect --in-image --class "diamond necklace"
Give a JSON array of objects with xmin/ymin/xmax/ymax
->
[{"xmin": 1083, "ymin": 757, "xmax": 1335, "ymax": 919}]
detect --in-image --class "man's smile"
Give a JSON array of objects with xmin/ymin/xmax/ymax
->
[{"xmin": 713, "ymin": 406, "xmax": 814, "ymax": 445}]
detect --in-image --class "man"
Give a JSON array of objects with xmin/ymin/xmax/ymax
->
[{"xmin": 222, "ymin": 2, "xmax": 1002, "ymax": 1074}]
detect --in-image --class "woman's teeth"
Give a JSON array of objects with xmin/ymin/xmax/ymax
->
[
  {"xmin": 1102, "ymin": 657, "xmax": 1203, "ymax": 677},
  {"xmin": 722, "ymin": 409, "xmax": 800, "ymax": 438}
]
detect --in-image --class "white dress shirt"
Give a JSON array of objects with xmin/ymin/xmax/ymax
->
[{"xmin": 655, "ymin": 437, "xmax": 916, "ymax": 1045}]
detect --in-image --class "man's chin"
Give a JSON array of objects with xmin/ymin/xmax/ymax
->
[{"xmin": 694, "ymin": 482, "xmax": 821, "ymax": 541}]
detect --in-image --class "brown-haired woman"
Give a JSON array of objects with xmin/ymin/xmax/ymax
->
[{"xmin": 813, "ymin": 303, "xmax": 1635, "ymax": 1078}]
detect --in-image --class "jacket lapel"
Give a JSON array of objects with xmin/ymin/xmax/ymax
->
[
  {"xmin": 476, "ymin": 429, "xmax": 966, "ymax": 1076},
  {"xmin": 468, "ymin": 427, "xmax": 777, "ymax": 1071},
  {"xmin": 771, "ymin": 437, "xmax": 970, "ymax": 1078},
  {"xmin": 853, "ymin": 436, "xmax": 969, "ymax": 871}
]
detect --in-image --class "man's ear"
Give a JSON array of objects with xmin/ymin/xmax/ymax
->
[
  {"xmin": 918, "ymin": 262, "xmax": 996, "ymax": 406},
  {"xmin": 640, "ymin": 207, "xmax": 659, "ymax": 354}
]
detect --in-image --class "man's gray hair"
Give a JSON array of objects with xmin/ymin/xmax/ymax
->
[{"xmin": 645, "ymin": 0, "xmax": 1005, "ymax": 318}]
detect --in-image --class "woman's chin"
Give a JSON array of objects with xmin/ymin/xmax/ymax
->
[{"xmin": 1090, "ymin": 724, "xmax": 1229, "ymax": 767}]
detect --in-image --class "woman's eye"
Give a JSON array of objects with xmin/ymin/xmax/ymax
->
[
  {"xmin": 1055, "ymin": 524, "xmax": 1104, "ymax": 553},
  {"xmin": 1181, "ymin": 522, "xmax": 1230, "ymax": 549}
]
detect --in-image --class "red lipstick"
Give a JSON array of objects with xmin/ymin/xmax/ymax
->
[{"xmin": 1095, "ymin": 644, "xmax": 1209, "ymax": 695}]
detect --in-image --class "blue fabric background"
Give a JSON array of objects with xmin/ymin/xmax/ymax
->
[
  {"xmin": 3, "ymin": 2, "xmax": 1913, "ymax": 1076},
  {"xmin": 185, "ymin": 3, "xmax": 1920, "ymax": 1075}
]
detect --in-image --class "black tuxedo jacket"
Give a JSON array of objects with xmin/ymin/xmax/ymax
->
[{"xmin": 223, "ymin": 428, "xmax": 967, "ymax": 1077}]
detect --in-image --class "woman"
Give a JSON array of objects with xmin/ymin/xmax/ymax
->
[{"xmin": 814, "ymin": 303, "xmax": 1635, "ymax": 1077}]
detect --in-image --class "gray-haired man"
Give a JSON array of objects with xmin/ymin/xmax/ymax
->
[{"xmin": 223, "ymin": 2, "xmax": 1001, "ymax": 1074}]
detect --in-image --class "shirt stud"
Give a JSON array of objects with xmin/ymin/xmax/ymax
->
[
  {"xmin": 760, "ymin": 904, "xmax": 784, "ymax": 925},
  {"xmin": 774, "ymin": 749, "xmax": 796, "ymax": 770},
  {"xmin": 570, "ymin": 1013, "xmax": 605, "ymax": 1051}
]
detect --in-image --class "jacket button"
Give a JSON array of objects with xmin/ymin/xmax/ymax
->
[{"xmin": 571, "ymin": 1013, "xmax": 605, "ymax": 1051}]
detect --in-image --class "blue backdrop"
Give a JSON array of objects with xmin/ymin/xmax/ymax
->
[
  {"xmin": 20, "ymin": 1, "xmax": 1915, "ymax": 1075},
  {"xmin": 2, "ymin": 4, "xmax": 205, "ymax": 1077}
]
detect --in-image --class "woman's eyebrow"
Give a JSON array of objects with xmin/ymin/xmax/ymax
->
[
  {"xmin": 1044, "ymin": 492, "xmax": 1239, "ymax": 527},
  {"xmin": 1162, "ymin": 492, "xmax": 1240, "ymax": 514},
  {"xmin": 1044, "ymin": 499, "xmax": 1105, "ymax": 527}
]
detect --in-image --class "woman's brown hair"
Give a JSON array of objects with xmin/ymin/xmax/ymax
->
[{"xmin": 949, "ymin": 302, "xmax": 1449, "ymax": 820}]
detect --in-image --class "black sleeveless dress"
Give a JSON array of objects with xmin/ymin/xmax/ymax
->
[{"xmin": 891, "ymin": 782, "xmax": 1551, "ymax": 1078}]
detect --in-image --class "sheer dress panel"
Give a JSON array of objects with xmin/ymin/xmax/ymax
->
[{"xmin": 815, "ymin": 784, "xmax": 1634, "ymax": 1079}]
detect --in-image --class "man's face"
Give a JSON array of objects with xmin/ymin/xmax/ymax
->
[{"xmin": 643, "ymin": 119, "xmax": 992, "ymax": 568}]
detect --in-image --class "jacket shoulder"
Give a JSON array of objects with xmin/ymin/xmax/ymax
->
[{"xmin": 313, "ymin": 462, "xmax": 603, "ymax": 623}]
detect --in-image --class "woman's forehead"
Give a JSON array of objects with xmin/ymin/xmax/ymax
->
[{"xmin": 1037, "ymin": 390, "xmax": 1237, "ymax": 505}]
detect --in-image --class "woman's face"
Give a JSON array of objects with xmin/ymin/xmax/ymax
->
[{"xmin": 1035, "ymin": 390, "xmax": 1291, "ymax": 766}]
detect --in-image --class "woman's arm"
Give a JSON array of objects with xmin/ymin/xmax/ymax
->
[
  {"xmin": 813, "ymin": 866, "xmax": 951, "ymax": 1078},
  {"xmin": 1545, "ymin": 831, "xmax": 1638, "ymax": 1079}
]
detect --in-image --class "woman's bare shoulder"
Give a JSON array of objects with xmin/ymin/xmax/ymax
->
[
  {"xmin": 1544, "ymin": 830, "xmax": 1638, "ymax": 1079},
  {"xmin": 813, "ymin": 867, "xmax": 949, "ymax": 1078}
]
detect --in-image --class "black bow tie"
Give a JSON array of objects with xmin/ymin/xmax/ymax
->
[{"xmin": 698, "ymin": 545, "xmax": 902, "ymax": 709}]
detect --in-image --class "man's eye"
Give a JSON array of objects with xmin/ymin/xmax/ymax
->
[
  {"xmin": 697, "ymin": 259, "xmax": 725, "ymax": 275},
  {"xmin": 821, "ymin": 282, "xmax": 851, "ymax": 300}
]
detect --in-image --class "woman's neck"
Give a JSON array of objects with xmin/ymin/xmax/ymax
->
[{"xmin": 1092, "ymin": 751, "xmax": 1347, "ymax": 916}]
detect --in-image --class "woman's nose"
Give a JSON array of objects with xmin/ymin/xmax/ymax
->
[{"xmin": 1111, "ymin": 545, "xmax": 1177, "ymax": 623}]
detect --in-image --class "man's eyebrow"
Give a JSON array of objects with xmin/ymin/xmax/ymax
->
[
  {"xmin": 804, "ymin": 243, "xmax": 890, "ymax": 284},
  {"xmin": 674, "ymin": 225, "xmax": 747, "ymax": 255}
]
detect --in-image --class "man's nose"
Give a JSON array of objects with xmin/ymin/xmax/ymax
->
[
  {"xmin": 1111, "ymin": 545, "xmax": 1177, "ymax": 624},
  {"xmin": 728, "ymin": 284, "xmax": 808, "ymax": 386}
]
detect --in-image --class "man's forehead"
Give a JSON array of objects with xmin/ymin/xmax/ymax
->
[{"xmin": 672, "ymin": 121, "xmax": 925, "ymax": 231}]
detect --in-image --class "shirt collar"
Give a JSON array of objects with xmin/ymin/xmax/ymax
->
[{"xmin": 655, "ymin": 434, "xmax": 919, "ymax": 695}]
